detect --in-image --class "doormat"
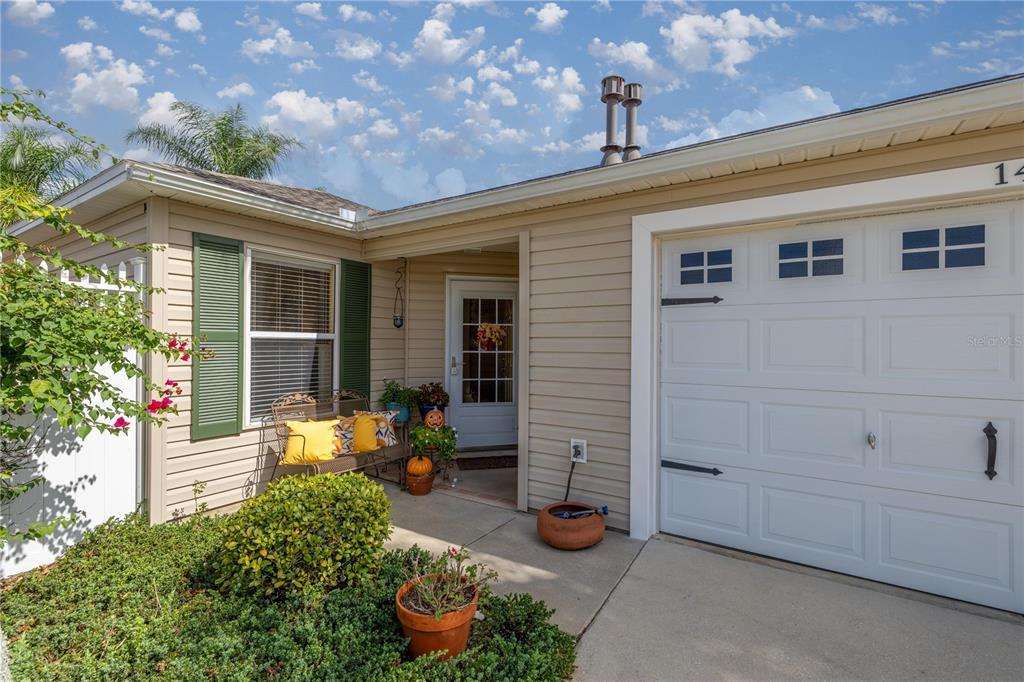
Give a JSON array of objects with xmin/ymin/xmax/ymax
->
[{"xmin": 457, "ymin": 456, "xmax": 518, "ymax": 470}]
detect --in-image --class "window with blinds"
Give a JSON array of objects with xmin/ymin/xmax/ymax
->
[{"xmin": 248, "ymin": 255, "xmax": 336, "ymax": 421}]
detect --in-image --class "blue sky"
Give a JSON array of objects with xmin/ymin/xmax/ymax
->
[{"xmin": 3, "ymin": 1, "xmax": 1022, "ymax": 209}]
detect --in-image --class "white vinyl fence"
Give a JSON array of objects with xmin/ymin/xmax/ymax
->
[{"xmin": 1, "ymin": 259, "xmax": 145, "ymax": 578}]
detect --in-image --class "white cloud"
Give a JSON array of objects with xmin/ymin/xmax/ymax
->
[
  {"xmin": 6, "ymin": 0, "xmax": 54, "ymax": 26},
  {"xmin": 659, "ymin": 8, "xmax": 794, "ymax": 78},
  {"xmin": 930, "ymin": 41, "xmax": 952, "ymax": 57},
  {"xmin": 532, "ymin": 66, "xmax": 586, "ymax": 115},
  {"xmin": 427, "ymin": 75, "xmax": 475, "ymax": 101},
  {"xmin": 156, "ymin": 43, "xmax": 176, "ymax": 57},
  {"xmin": 295, "ymin": 2, "xmax": 326, "ymax": 21},
  {"xmin": 174, "ymin": 8, "xmax": 202, "ymax": 32},
  {"xmin": 188, "ymin": 63, "xmax": 207, "ymax": 76},
  {"xmin": 262, "ymin": 90, "xmax": 367, "ymax": 137},
  {"xmin": 353, "ymin": 69, "xmax": 386, "ymax": 93},
  {"xmin": 138, "ymin": 90, "xmax": 178, "ymax": 126},
  {"xmin": 241, "ymin": 27, "xmax": 315, "ymax": 62},
  {"xmin": 216, "ymin": 82, "xmax": 255, "ymax": 99},
  {"xmin": 484, "ymin": 82, "xmax": 518, "ymax": 106},
  {"xmin": 339, "ymin": 3, "xmax": 375, "ymax": 22},
  {"xmin": 368, "ymin": 118, "xmax": 399, "ymax": 138},
  {"xmin": 78, "ymin": 16, "xmax": 98, "ymax": 30},
  {"xmin": 122, "ymin": 146, "xmax": 165, "ymax": 163},
  {"xmin": 434, "ymin": 168, "xmax": 467, "ymax": 197},
  {"xmin": 466, "ymin": 48, "xmax": 492, "ymax": 68},
  {"xmin": 664, "ymin": 86, "xmax": 839, "ymax": 147},
  {"xmin": 654, "ymin": 114, "xmax": 697, "ymax": 133},
  {"xmin": 5, "ymin": 49, "xmax": 29, "ymax": 63},
  {"xmin": 534, "ymin": 124, "xmax": 649, "ymax": 155},
  {"xmin": 418, "ymin": 126, "xmax": 482, "ymax": 159},
  {"xmin": 139, "ymin": 26, "xmax": 173, "ymax": 41},
  {"xmin": 9, "ymin": 75, "xmax": 26, "ymax": 89},
  {"xmin": 118, "ymin": 0, "xmax": 174, "ymax": 20},
  {"xmin": 588, "ymin": 38, "xmax": 674, "ymax": 81},
  {"xmin": 334, "ymin": 31, "xmax": 382, "ymax": 61},
  {"xmin": 289, "ymin": 59, "xmax": 321, "ymax": 74},
  {"xmin": 592, "ymin": 0, "xmax": 612, "ymax": 12},
  {"xmin": 525, "ymin": 2, "xmax": 568, "ymax": 33},
  {"xmin": 412, "ymin": 3, "xmax": 486, "ymax": 63},
  {"xmin": 60, "ymin": 41, "xmax": 111, "ymax": 70},
  {"xmin": 63, "ymin": 45, "xmax": 148, "ymax": 114},
  {"xmin": 477, "ymin": 64, "xmax": 512, "ymax": 81},
  {"xmin": 855, "ymin": 2, "xmax": 902, "ymax": 26}
]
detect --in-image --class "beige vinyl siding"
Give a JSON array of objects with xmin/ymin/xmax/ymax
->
[
  {"xmin": 369, "ymin": 260, "xmax": 405, "ymax": 406},
  {"xmin": 362, "ymin": 124, "xmax": 1024, "ymax": 532},
  {"xmin": 157, "ymin": 201, "xmax": 362, "ymax": 520}
]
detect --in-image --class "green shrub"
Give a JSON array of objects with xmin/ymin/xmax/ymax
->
[{"xmin": 214, "ymin": 473, "xmax": 391, "ymax": 597}]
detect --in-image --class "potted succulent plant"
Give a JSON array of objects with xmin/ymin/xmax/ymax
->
[
  {"xmin": 415, "ymin": 382, "xmax": 450, "ymax": 421},
  {"xmin": 379, "ymin": 379, "xmax": 415, "ymax": 424},
  {"xmin": 395, "ymin": 546, "xmax": 497, "ymax": 660},
  {"xmin": 406, "ymin": 423, "xmax": 458, "ymax": 495}
]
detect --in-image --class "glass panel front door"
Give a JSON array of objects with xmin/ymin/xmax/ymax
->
[{"xmin": 461, "ymin": 295, "xmax": 514, "ymax": 405}]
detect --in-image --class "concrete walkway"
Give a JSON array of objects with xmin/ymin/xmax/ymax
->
[
  {"xmin": 575, "ymin": 537, "xmax": 1024, "ymax": 681},
  {"xmin": 383, "ymin": 481, "xmax": 644, "ymax": 635}
]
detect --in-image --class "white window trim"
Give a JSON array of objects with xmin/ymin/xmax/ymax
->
[
  {"xmin": 243, "ymin": 245, "xmax": 341, "ymax": 429},
  {"xmin": 630, "ymin": 159, "xmax": 1024, "ymax": 541}
]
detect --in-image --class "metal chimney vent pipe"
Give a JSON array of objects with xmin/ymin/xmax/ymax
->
[
  {"xmin": 622, "ymin": 82, "xmax": 643, "ymax": 161},
  {"xmin": 599, "ymin": 75, "xmax": 625, "ymax": 166}
]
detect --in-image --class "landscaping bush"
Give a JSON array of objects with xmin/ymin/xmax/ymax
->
[
  {"xmin": 214, "ymin": 473, "xmax": 391, "ymax": 597},
  {"xmin": 1, "ymin": 516, "xmax": 576, "ymax": 681}
]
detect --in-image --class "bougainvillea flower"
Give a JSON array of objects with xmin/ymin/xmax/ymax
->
[
  {"xmin": 168, "ymin": 339, "xmax": 178, "ymax": 349},
  {"xmin": 181, "ymin": 354, "xmax": 191, "ymax": 362},
  {"xmin": 113, "ymin": 417, "xmax": 130, "ymax": 429},
  {"xmin": 147, "ymin": 400, "xmax": 162, "ymax": 414},
  {"xmin": 160, "ymin": 396, "xmax": 173, "ymax": 409}
]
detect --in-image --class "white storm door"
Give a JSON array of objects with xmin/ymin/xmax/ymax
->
[{"xmin": 447, "ymin": 278, "xmax": 518, "ymax": 448}]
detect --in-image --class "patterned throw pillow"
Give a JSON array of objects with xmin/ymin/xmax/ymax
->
[
  {"xmin": 334, "ymin": 416, "xmax": 358, "ymax": 455},
  {"xmin": 354, "ymin": 410, "xmax": 399, "ymax": 447}
]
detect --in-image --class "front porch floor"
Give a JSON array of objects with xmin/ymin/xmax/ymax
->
[{"xmin": 381, "ymin": 480, "xmax": 644, "ymax": 636}]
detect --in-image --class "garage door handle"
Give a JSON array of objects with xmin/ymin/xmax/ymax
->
[
  {"xmin": 983, "ymin": 422, "xmax": 998, "ymax": 480},
  {"xmin": 662, "ymin": 460, "xmax": 723, "ymax": 476},
  {"xmin": 661, "ymin": 296, "xmax": 723, "ymax": 306}
]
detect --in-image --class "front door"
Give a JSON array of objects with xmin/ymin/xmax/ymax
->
[{"xmin": 447, "ymin": 278, "xmax": 517, "ymax": 448}]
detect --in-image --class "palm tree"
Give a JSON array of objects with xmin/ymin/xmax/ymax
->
[
  {"xmin": 125, "ymin": 101, "xmax": 301, "ymax": 179},
  {"xmin": 0, "ymin": 126, "xmax": 100, "ymax": 201}
]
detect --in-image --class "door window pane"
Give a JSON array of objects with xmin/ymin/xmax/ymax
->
[
  {"xmin": 480, "ymin": 380, "xmax": 496, "ymax": 402},
  {"xmin": 463, "ymin": 298, "xmax": 479, "ymax": 324},
  {"xmin": 498, "ymin": 299, "xmax": 513, "ymax": 324},
  {"xmin": 462, "ymin": 325, "xmax": 476, "ymax": 350},
  {"xmin": 464, "ymin": 352, "xmax": 479, "ymax": 378},
  {"xmin": 497, "ymin": 380, "xmax": 513, "ymax": 402},
  {"xmin": 480, "ymin": 298, "xmax": 496, "ymax": 323},
  {"xmin": 462, "ymin": 380, "xmax": 479, "ymax": 403},
  {"xmin": 481, "ymin": 353, "xmax": 496, "ymax": 378},
  {"xmin": 498, "ymin": 353, "xmax": 513, "ymax": 378},
  {"xmin": 945, "ymin": 247, "xmax": 985, "ymax": 268}
]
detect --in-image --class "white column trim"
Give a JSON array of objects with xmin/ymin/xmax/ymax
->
[{"xmin": 628, "ymin": 158, "xmax": 1024, "ymax": 540}]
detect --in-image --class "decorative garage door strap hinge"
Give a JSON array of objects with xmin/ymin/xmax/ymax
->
[
  {"xmin": 661, "ymin": 460, "xmax": 723, "ymax": 476},
  {"xmin": 661, "ymin": 296, "xmax": 723, "ymax": 306}
]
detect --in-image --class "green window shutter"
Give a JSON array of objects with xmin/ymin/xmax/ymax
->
[
  {"xmin": 339, "ymin": 259, "xmax": 371, "ymax": 396},
  {"xmin": 191, "ymin": 233, "xmax": 243, "ymax": 440}
]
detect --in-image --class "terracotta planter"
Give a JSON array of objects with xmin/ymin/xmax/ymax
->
[
  {"xmin": 395, "ymin": 577, "xmax": 478, "ymax": 660},
  {"xmin": 406, "ymin": 472, "xmax": 434, "ymax": 496},
  {"xmin": 537, "ymin": 502, "xmax": 605, "ymax": 550}
]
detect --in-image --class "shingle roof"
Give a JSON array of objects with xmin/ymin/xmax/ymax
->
[{"xmin": 128, "ymin": 161, "xmax": 373, "ymax": 215}]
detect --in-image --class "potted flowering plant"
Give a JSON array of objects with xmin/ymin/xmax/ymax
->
[
  {"xmin": 415, "ymin": 381, "xmax": 450, "ymax": 421},
  {"xmin": 395, "ymin": 546, "xmax": 497, "ymax": 660},
  {"xmin": 405, "ymin": 423, "xmax": 458, "ymax": 495},
  {"xmin": 379, "ymin": 379, "xmax": 415, "ymax": 424},
  {"xmin": 474, "ymin": 323, "xmax": 507, "ymax": 351}
]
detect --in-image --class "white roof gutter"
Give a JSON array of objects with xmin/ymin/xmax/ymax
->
[
  {"xmin": 358, "ymin": 76, "xmax": 1024, "ymax": 233},
  {"xmin": 7, "ymin": 162, "xmax": 133, "ymax": 236}
]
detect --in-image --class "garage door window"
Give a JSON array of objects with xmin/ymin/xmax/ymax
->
[
  {"xmin": 680, "ymin": 249, "xmax": 732, "ymax": 285},
  {"xmin": 902, "ymin": 225, "xmax": 985, "ymax": 271},
  {"xmin": 778, "ymin": 238, "xmax": 844, "ymax": 279}
]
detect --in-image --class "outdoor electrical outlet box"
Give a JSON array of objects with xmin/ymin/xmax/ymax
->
[{"xmin": 570, "ymin": 438, "xmax": 588, "ymax": 463}]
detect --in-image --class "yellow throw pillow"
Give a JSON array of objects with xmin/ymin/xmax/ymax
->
[
  {"xmin": 283, "ymin": 419, "xmax": 341, "ymax": 464},
  {"xmin": 353, "ymin": 415, "xmax": 382, "ymax": 453}
]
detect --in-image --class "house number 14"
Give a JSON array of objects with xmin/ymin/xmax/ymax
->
[{"xmin": 994, "ymin": 162, "xmax": 1024, "ymax": 185}]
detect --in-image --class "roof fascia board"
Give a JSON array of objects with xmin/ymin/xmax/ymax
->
[
  {"xmin": 126, "ymin": 164, "xmax": 358, "ymax": 232},
  {"xmin": 8, "ymin": 162, "xmax": 132, "ymax": 236},
  {"xmin": 358, "ymin": 78, "xmax": 1024, "ymax": 233}
]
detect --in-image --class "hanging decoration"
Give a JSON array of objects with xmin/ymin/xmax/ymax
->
[{"xmin": 393, "ymin": 257, "xmax": 406, "ymax": 328}]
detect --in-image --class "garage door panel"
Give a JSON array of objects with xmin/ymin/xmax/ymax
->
[
  {"xmin": 660, "ymin": 466, "xmax": 1024, "ymax": 612},
  {"xmin": 661, "ymin": 383, "xmax": 1024, "ymax": 506},
  {"xmin": 662, "ymin": 296, "xmax": 1021, "ymax": 400}
]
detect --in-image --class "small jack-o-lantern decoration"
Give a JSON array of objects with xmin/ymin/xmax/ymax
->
[{"xmin": 423, "ymin": 408, "xmax": 446, "ymax": 428}]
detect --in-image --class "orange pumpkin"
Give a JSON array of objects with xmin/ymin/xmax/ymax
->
[
  {"xmin": 423, "ymin": 408, "xmax": 445, "ymax": 428},
  {"xmin": 407, "ymin": 455, "xmax": 433, "ymax": 477}
]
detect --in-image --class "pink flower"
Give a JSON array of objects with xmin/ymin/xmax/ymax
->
[
  {"xmin": 165, "ymin": 379, "xmax": 177, "ymax": 387},
  {"xmin": 113, "ymin": 417, "xmax": 130, "ymax": 429},
  {"xmin": 168, "ymin": 339, "xmax": 178, "ymax": 349},
  {"xmin": 147, "ymin": 400, "xmax": 162, "ymax": 414},
  {"xmin": 181, "ymin": 354, "xmax": 190, "ymax": 362},
  {"xmin": 160, "ymin": 396, "xmax": 173, "ymax": 409}
]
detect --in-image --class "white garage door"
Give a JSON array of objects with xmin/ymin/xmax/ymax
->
[{"xmin": 658, "ymin": 201, "xmax": 1024, "ymax": 613}]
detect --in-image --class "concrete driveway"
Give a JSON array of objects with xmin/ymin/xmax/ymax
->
[
  {"xmin": 576, "ymin": 536, "xmax": 1024, "ymax": 681},
  {"xmin": 382, "ymin": 483, "xmax": 1023, "ymax": 680}
]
